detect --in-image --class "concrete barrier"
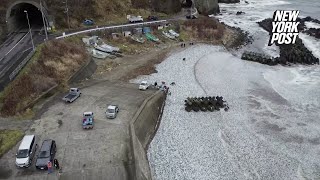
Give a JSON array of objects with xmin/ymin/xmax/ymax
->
[{"xmin": 129, "ymin": 90, "xmax": 166, "ymax": 180}]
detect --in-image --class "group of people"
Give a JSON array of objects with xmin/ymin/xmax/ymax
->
[
  {"xmin": 47, "ymin": 159, "xmax": 60, "ymax": 174},
  {"xmin": 154, "ymin": 81, "xmax": 172, "ymax": 95},
  {"xmin": 181, "ymin": 42, "xmax": 194, "ymax": 48}
]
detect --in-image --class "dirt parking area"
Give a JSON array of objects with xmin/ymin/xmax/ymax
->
[{"xmin": 0, "ymin": 80, "xmax": 156, "ymax": 180}]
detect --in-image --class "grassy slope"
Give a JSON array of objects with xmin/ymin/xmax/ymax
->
[
  {"xmin": 46, "ymin": 0, "xmax": 167, "ymax": 29},
  {"xmin": 0, "ymin": 130, "xmax": 24, "ymax": 157},
  {"xmin": 0, "ymin": 39, "xmax": 88, "ymax": 116}
]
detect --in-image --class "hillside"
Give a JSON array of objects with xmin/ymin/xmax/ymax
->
[{"xmin": 0, "ymin": 0, "xmax": 220, "ymax": 39}]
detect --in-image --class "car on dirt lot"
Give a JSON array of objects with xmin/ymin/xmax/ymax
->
[
  {"xmin": 106, "ymin": 105, "xmax": 119, "ymax": 119},
  {"xmin": 15, "ymin": 135, "xmax": 37, "ymax": 168},
  {"xmin": 62, "ymin": 88, "xmax": 81, "ymax": 103},
  {"xmin": 35, "ymin": 139, "xmax": 56, "ymax": 170},
  {"xmin": 139, "ymin": 81, "xmax": 149, "ymax": 90}
]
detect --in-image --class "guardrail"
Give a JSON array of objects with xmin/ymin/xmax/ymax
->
[
  {"xmin": 9, "ymin": 48, "xmax": 34, "ymax": 81},
  {"xmin": 56, "ymin": 20, "xmax": 168, "ymax": 39}
]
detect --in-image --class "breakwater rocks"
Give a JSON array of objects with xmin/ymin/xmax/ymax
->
[
  {"xmin": 184, "ymin": 96, "xmax": 229, "ymax": 112},
  {"xmin": 241, "ymin": 51, "xmax": 278, "ymax": 65},
  {"xmin": 223, "ymin": 24, "xmax": 253, "ymax": 49},
  {"xmin": 250, "ymin": 18, "xmax": 320, "ymax": 65},
  {"xmin": 304, "ymin": 28, "xmax": 320, "ymax": 39},
  {"xmin": 301, "ymin": 16, "xmax": 320, "ymax": 39},
  {"xmin": 218, "ymin": 0, "xmax": 240, "ymax": 3}
]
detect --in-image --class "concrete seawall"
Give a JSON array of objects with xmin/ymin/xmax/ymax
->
[{"xmin": 129, "ymin": 90, "xmax": 166, "ymax": 180}]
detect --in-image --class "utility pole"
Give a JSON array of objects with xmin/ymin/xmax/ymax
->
[
  {"xmin": 24, "ymin": 10, "xmax": 35, "ymax": 51},
  {"xmin": 40, "ymin": 0, "xmax": 48, "ymax": 41},
  {"xmin": 63, "ymin": 0, "xmax": 71, "ymax": 29}
]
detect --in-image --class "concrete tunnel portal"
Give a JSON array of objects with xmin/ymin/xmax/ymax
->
[{"xmin": 6, "ymin": 1, "xmax": 50, "ymax": 32}]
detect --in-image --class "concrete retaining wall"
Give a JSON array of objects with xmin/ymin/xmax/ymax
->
[
  {"xmin": 68, "ymin": 57, "xmax": 97, "ymax": 83},
  {"xmin": 130, "ymin": 90, "xmax": 166, "ymax": 180}
]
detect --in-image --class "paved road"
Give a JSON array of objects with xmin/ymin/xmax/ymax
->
[
  {"xmin": 0, "ymin": 30, "xmax": 47, "ymax": 91},
  {"xmin": 0, "ymin": 80, "xmax": 156, "ymax": 180}
]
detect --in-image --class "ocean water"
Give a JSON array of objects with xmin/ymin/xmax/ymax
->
[
  {"xmin": 137, "ymin": 1, "xmax": 320, "ymax": 179},
  {"xmin": 216, "ymin": 0, "xmax": 320, "ymax": 58}
]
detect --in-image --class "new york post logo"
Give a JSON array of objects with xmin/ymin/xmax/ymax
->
[{"xmin": 268, "ymin": 10, "xmax": 300, "ymax": 46}]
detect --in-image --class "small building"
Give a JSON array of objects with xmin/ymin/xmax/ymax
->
[
  {"xmin": 123, "ymin": 31, "xmax": 132, "ymax": 37},
  {"xmin": 112, "ymin": 33, "xmax": 121, "ymax": 39},
  {"xmin": 133, "ymin": 28, "xmax": 143, "ymax": 35},
  {"xmin": 143, "ymin": 27, "xmax": 151, "ymax": 34}
]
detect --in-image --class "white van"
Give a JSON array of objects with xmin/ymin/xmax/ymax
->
[{"xmin": 15, "ymin": 135, "xmax": 37, "ymax": 168}]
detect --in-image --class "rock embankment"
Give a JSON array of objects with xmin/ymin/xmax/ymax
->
[
  {"xmin": 218, "ymin": 0, "xmax": 240, "ymax": 3},
  {"xmin": 194, "ymin": 0, "xmax": 220, "ymax": 15},
  {"xmin": 242, "ymin": 18, "xmax": 319, "ymax": 65}
]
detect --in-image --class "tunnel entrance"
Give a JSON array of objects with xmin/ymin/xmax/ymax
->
[{"xmin": 6, "ymin": 2, "xmax": 48, "ymax": 32}]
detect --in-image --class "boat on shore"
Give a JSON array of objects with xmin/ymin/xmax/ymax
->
[
  {"xmin": 162, "ymin": 31, "xmax": 175, "ymax": 40},
  {"xmin": 131, "ymin": 35, "xmax": 145, "ymax": 43},
  {"xmin": 95, "ymin": 43, "xmax": 120, "ymax": 53},
  {"xmin": 145, "ymin": 33, "xmax": 159, "ymax": 42}
]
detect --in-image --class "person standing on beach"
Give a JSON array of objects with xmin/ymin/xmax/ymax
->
[{"xmin": 47, "ymin": 161, "xmax": 53, "ymax": 174}]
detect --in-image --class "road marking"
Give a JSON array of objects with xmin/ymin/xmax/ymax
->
[{"xmin": 5, "ymin": 32, "xmax": 29, "ymax": 56}]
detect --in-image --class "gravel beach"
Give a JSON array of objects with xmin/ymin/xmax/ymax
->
[{"xmin": 132, "ymin": 44, "xmax": 320, "ymax": 180}]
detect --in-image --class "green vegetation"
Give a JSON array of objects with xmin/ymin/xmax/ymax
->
[
  {"xmin": 0, "ymin": 130, "xmax": 24, "ymax": 157},
  {"xmin": 46, "ymin": 0, "xmax": 168, "ymax": 29},
  {"xmin": 0, "ymin": 40, "xmax": 88, "ymax": 116},
  {"xmin": 181, "ymin": 17, "xmax": 225, "ymax": 43}
]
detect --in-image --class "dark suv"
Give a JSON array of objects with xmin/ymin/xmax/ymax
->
[
  {"xmin": 147, "ymin": 15, "xmax": 158, "ymax": 21},
  {"xmin": 35, "ymin": 139, "xmax": 56, "ymax": 170}
]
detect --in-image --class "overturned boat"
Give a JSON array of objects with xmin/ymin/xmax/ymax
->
[
  {"xmin": 162, "ymin": 31, "xmax": 175, "ymax": 39},
  {"xmin": 91, "ymin": 49, "xmax": 110, "ymax": 59},
  {"xmin": 95, "ymin": 43, "xmax": 120, "ymax": 53},
  {"xmin": 168, "ymin": 29, "xmax": 179, "ymax": 38},
  {"xmin": 131, "ymin": 35, "xmax": 145, "ymax": 43}
]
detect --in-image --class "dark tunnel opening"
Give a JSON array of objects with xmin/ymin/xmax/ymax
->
[{"xmin": 9, "ymin": 3, "xmax": 44, "ymax": 31}]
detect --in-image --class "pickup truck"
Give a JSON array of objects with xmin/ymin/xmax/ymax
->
[{"xmin": 62, "ymin": 88, "xmax": 81, "ymax": 103}]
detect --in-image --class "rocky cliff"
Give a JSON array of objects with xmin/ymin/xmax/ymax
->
[
  {"xmin": 194, "ymin": 0, "xmax": 220, "ymax": 15},
  {"xmin": 149, "ymin": 0, "xmax": 220, "ymax": 15},
  {"xmin": 151, "ymin": 0, "xmax": 182, "ymax": 13}
]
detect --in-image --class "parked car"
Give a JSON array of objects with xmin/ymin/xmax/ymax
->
[
  {"xmin": 106, "ymin": 105, "xmax": 119, "ymax": 119},
  {"xmin": 35, "ymin": 139, "xmax": 56, "ymax": 170},
  {"xmin": 62, "ymin": 88, "xmax": 81, "ymax": 103},
  {"xmin": 82, "ymin": 112, "xmax": 94, "ymax": 129},
  {"xmin": 83, "ymin": 19, "xmax": 94, "ymax": 26},
  {"xmin": 139, "ymin": 81, "xmax": 149, "ymax": 90},
  {"xmin": 128, "ymin": 15, "xmax": 143, "ymax": 23},
  {"xmin": 147, "ymin": 15, "xmax": 158, "ymax": 21},
  {"xmin": 15, "ymin": 135, "xmax": 37, "ymax": 168}
]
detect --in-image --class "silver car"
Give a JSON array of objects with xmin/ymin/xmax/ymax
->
[{"xmin": 106, "ymin": 105, "xmax": 119, "ymax": 119}]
